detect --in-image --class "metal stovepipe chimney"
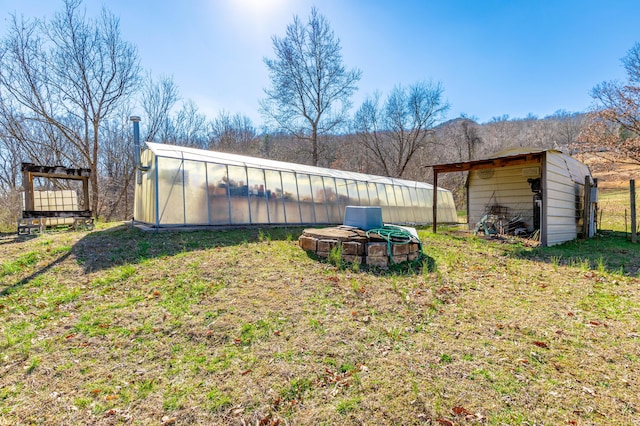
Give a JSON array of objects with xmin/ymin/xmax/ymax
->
[{"xmin": 130, "ymin": 115, "xmax": 141, "ymax": 169}]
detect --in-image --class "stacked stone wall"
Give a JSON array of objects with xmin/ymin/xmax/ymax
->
[{"xmin": 299, "ymin": 232, "xmax": 421, "ymax": 268}]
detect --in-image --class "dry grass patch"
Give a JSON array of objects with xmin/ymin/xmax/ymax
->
[{"xmin": 1, "ymin": 224, "xmax": 639, "ymax": 425}]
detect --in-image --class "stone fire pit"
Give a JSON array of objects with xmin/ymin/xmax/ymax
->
[{"xmin": 298, "ymin": 226, "xmax": 422, "ymax": 268}]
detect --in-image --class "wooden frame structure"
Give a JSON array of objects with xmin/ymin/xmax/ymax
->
[{"xmin": 19, "ymin": 163, "xmax": 93, "ymax": 233}]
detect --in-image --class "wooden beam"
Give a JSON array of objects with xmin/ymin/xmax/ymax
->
[
  {"xmin": 430, "ymin": 153, "xmax": 542, "ymax": 174},
  {"xmin": 22, "ymin": 210, "xmax": 92, "ymax": 218},
  {"xmin": 21, "ymin": 163, "xmax": 91, "ymax": 178},
  {"xmin": 631, "ymin": 179, "xmax": 637, "ymax": 243},
  {"xmin": 433, "ymin": 171, "xmax": 438, "ymax": 233}
]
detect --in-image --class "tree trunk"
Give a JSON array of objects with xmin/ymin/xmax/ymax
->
[{"xmin": 312, "ymin": 125, "xmax": 319, "ymax": 166}]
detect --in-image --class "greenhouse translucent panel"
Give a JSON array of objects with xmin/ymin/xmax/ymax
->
[
  {"xmin": 135, "ymin": 143, "xmax": 458, "ymax": 227},
  {"xmin": 417, "ymin": 188, "xmax": 432, "ymax": 222},
  {"xmin": 366, "ymin": 182, "xmax": 380, "ymax": 206},
  {"xmin": 407, "ymin": 187, "xmax": 421, "ymax": 222},
  {"xmin": 184, "ymin": 160, "xmax": 208, "ymax": 225},
  {"xmin": 281, "ymin": 172, "xmax": 301, "ymax": 223},
  {"xmin": 297, "ymin": 174, "xmax": 315, "ymax": 223},
  {"xmin": 247, "ymin": 167, "xmax": 268, "ymax": 224},
  {"xmin": 147, "ymin": 168, "xmax": 156, "ymax": 223},
  {"xmin": 136, "ymin": 150, "xmax": 155, "ymax": 224},
  {"xmin": 227, "ymin": 165, "xmax": 250, "ymax": 224},
  {"xmin": 157, "ymin": 157, "xmax": 185, "ymax": 225},
  {"xmin": 265, "ymin": 170, "xmax": 286, "ymax": 223},
  {"xmin": 357, "ymin": 181, "xmax": 370, "ymax": 205},
  {"xmin": 395, "ymin": 185, "xmax": 408, "ymax": 222},
  {"xmin": 335, "ymin": 178, "xmax": 349, "ymax": 207},
  {"xmin": 324, "ymin": 177, "xmax": 346, "ymax": 223},
  {"xmin": 310, "ymin": 175, "xmax": 329, "ymax": 223},
  {"xmin": 373, "ymin": 183, "xmax": 389, "ymax": 223},
  {"xmin": 385, "ymin": 184, "xmax": 399, "ymax": 222},
  {"xmin": 207, "ymin": 163, "xmax": 230, "ymax": 225},
  {"xmin": 345, "ymin": 180, "xmax": 360, "ymax": 205},
  {"xmin": 401, "ymin": 186, "xmax": 417, "ymax": 223}
]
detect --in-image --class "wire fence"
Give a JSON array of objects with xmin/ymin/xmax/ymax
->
[{"xmin": 597, "ymin": 186, "xmax": 638, "ymax": 235}]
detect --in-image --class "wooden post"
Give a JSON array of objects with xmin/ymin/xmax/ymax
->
[
  {"xmin": 582, "ymin": 176, "xmax": 591, "ymax": 239},
  {"xmin": 22, "ymin": 166, "xmax": 34, "ymax": 211},
  {"xmin": 432, "ymin": 170, "xmax": 438, "ymax": 233},
  {"xmin": 82, "ymin": 176, "xmax": 91, "ymax": 211},
  {"xmin": 631, "ymin": 179, "xmax": 637, "ymax": 243}
]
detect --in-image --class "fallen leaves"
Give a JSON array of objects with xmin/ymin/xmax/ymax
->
[
  {"xmin": 161, "ymin": 416, "xmax": 176, "ymax": 426},
  {"xmin": 452, "ymin": 405, "xmax": 472, "ymax": 416}
]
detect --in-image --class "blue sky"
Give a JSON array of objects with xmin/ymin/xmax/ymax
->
[{"xmin": 1, "ymin": 0, "xmax": 639, "ymax": 126}]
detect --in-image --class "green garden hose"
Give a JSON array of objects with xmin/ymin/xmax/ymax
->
[{"xmin": 365, "ymin": 225, "xmax": 423, "ymax": 264}]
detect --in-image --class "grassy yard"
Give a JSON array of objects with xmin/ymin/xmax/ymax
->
[{"xmin": 1, "ymin": 217, "xmax": 638, "ymax": 425}]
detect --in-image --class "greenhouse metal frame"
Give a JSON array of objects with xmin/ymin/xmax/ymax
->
[{"xmin": 133, "ymin": 142, "xmax": 458, "ymax": 228}]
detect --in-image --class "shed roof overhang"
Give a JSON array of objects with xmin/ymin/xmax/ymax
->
[
  {"xmin": 425, "ymin": 151, "xmax": 546, "ymax": 233},
  {"xmin": 428, "ymin": 151, "xmax": 544, "ymax": 174}
]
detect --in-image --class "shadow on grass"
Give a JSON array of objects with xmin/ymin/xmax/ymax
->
[
  {"xmin": 73, "ymin": 224, "xmax": 306, "ymax": 272},
  {"xmin": 514, "ymin": 231, "xmax": 640, "ymax": 276},
  {"xmin": 304, "ymin": 250, "xmax": 436, "ymax": 276},
  {"xmin": 0, "ymin": 225, "xmax": 306, "ymax": 296},
  {"xmin": 0, "ymin": 232, "xmax": 38, "ymax": 246},
  {"xmin": 1, "ymin": 251, "xmax": 72, "ymax": 296}
]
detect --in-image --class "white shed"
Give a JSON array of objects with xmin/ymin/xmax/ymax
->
[{"xmin": 430, "ymin": 148, "xmax": 597, "ymax": 246}]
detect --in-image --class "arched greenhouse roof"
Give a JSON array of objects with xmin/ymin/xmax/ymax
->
[{"xmin": 144, "ymin": 142, "xmax": 443, "ymax": 192}]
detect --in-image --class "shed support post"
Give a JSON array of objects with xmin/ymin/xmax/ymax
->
[
  {"xmin": 432, "ymin": 171, "xmax": 438, "ymax": 233},
  {"xmin": 582, "ymin": 176, "xmax": 591, "ymax": 239},
  {"xmin": 631, "ymin": 179, "xmax": 637, "ymax": 243}
]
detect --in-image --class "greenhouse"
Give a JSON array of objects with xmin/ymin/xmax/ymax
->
[{"xmin": 133, "ymin": 142, "xmax": 458, "ymax": 228}]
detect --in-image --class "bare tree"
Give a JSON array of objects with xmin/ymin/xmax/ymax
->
[
  {"xmin": 586, "ymin": 42, "xmax": 640, "ymax": 164},
  {"xmin": 546, "ymin": 109, "xmax": 585, "ymax": 150},
  {"xmin": 209, "ymin": 111, "xmax": 257, "ymax": 154},
  {"xmin": 0, "ymin": 0, "xmax": 140, "ymax": 216},
  {"xmin": 141, "ymin": 73, "xmax": 179, "ymax": 142},
  {"xmin": 261, "ymin": 7, "xmax": 361, "ymax": 166},
  {"xmin": 157, "ymin": 100, "xmax": 207, "ymax": 148},
  {"xmin": 353, "ymin": 81, "xmax": 449, "ymax": 178}
]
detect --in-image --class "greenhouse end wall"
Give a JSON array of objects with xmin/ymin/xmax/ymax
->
[{"xmin": 133, "ymin": 143, "xmax": 458, "ymax": 227}]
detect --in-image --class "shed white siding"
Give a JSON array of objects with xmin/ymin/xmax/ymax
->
[
  {"xmin": 468, "ymin": 163, "xmax": 540, "ymax": 230},
  {"xmin": 544, "ymin": 152, "xmax": 591, "ymax": 246}
]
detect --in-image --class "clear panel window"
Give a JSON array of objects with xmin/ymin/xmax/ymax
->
[
  {"xmin": 297, "ymin": 174, "xmax": 315, "ymax": 223},
  {"xmin": 184, "ymin": 160, "xmax": 208, "ymax": 225},
  {"xmin": 207, "ymin": 163, "xmax": 231, "ymax": 225},
  {"xmin": 345, "ymin": 180, "xmax": 360, "ymax": 206},
  {"xmin": 386, "ymin": 184, "xmax": 399, "ymax": 222},
  {"xmin": 227, "ymin": 165, "xmax": 250, "ymax": 224},
  {"xmin": 366, "ymin": 182, "xmax": 380, "ymax": 206},
  {"xmin": 265, "ymin": 169, "xmax": 286, "ymax": 223},
  {"xmin": 323, "ymin": 176, "xmax": 342, "ymax": 223},
  {"xmin": 401, "ymin": 185, "xmax": 416, "ymax": 223},
  {"xmin": 310, "ymin": 175, "xmax": 329, "ymax": 223},
  {"xmin": 247, "ymin": 168, "xmax": 268, "ymax": 224},
  {"xmin": 357, "ymin": 181, "xmax": 370, "ymax": 205},
  {"xmin": 281, "ymin": 172, "xmax": 301, "ymax": 223},
  {"xmin": 157, "ymin": 157, "xmax": 185, "ymax": 225}
]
